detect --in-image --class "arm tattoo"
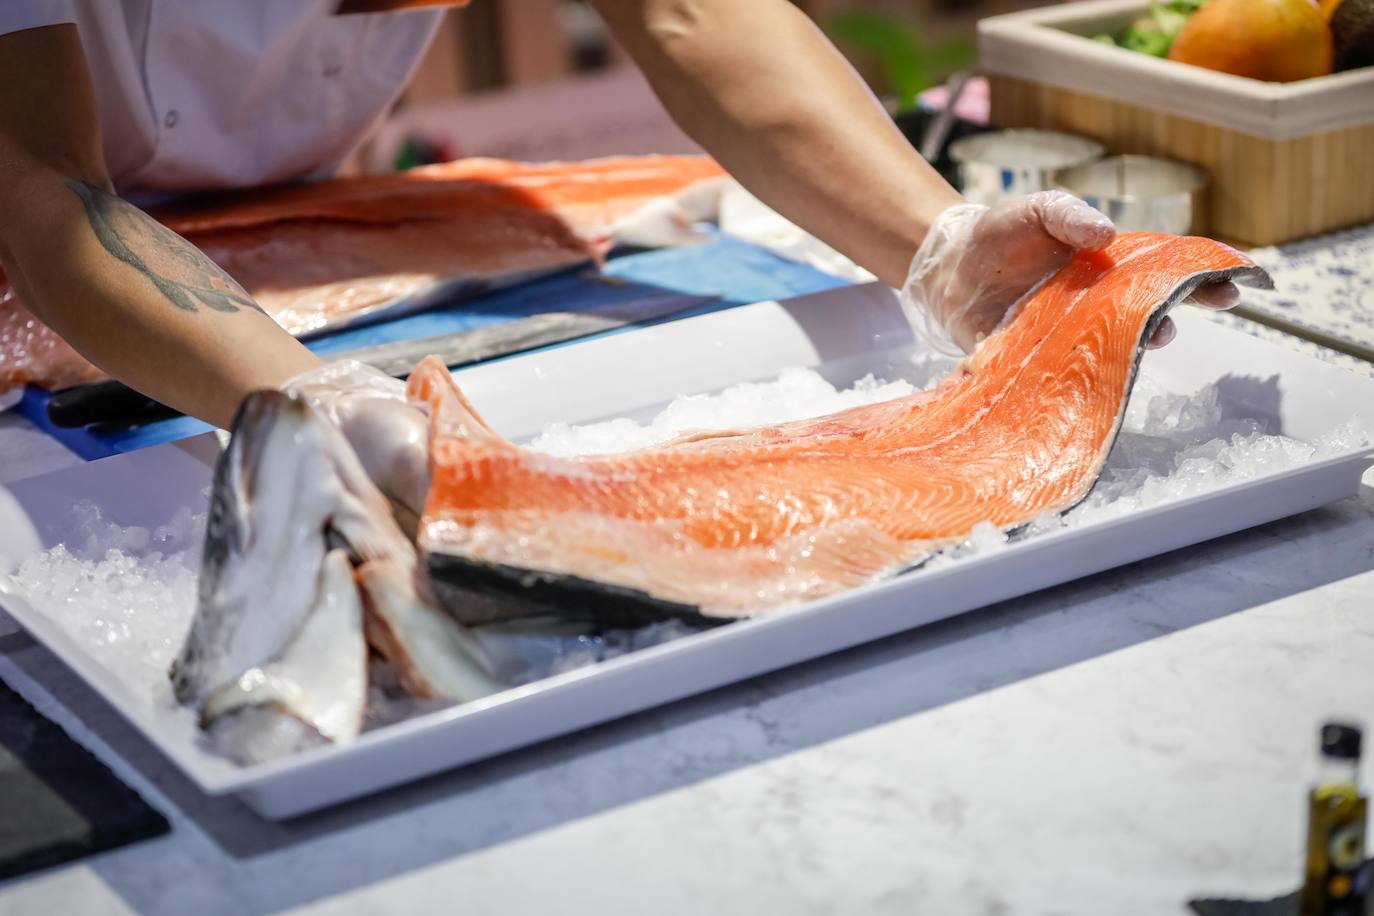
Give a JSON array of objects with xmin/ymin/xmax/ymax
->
[{"xmin": 67, "ymin": 180, "xmax": 264, "ymax": 315}]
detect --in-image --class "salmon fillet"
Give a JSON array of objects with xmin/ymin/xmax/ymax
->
[
  {"xmin": 0, "ymin": 155, "xmax": 725, "ymax": 395},
  {"xmin": 0, "ymin": 286, "xmax": 108, "ymax": 392},
  {"xmin": 157, "ymin": 156, "xmax": 728, "ymax": 240},
  {"xmin": 410, "ymin": 233, "xmax": 1272, "ymax": 625}
]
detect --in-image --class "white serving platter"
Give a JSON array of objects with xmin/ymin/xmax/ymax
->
[
  {"xmin": 978, "ymin": 0, "xmax": 1374, "ymax": 140},
  {"xmin": 2, "ymin": 283, "xmax": 1372, "ymax": 819}
]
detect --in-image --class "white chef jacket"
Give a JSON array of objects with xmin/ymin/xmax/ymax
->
[{"xmin": 1, "ymin": 1, "xmax": 443, "ymax": 195}]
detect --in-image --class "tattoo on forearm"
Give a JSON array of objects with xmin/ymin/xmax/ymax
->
[{"xmin": 67, "ymin": 181, "xmax": 263, "ymax": 315}]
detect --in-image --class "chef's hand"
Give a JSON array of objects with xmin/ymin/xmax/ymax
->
[
  {"xmin": 899, "ymin": 191, "xmax": 1240, "ymax": 355},
  {"xmin": 283, "ymin": 361, "xmax": 429, "ymax": 538}
]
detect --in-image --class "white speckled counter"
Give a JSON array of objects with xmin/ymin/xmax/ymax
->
[
  {"xmin": 1234, "ymin": 224, "xmax": 1374, "ymax": 360},
  {"xmin": 1, "ymin": 230, "xmax": 1371, "ymax": 916},
  {"xmin": 1, "ymin": 481, "xmax": 1370, "ymax": 915}
]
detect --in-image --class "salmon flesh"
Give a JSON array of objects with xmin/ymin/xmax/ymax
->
[
  {"xmin": 0, "ymin": 155, "xmax": 726, "ymax": 395},
  {"xmin": 412, "ymin": 233, "xmax": 1273, "ymax": 625}
]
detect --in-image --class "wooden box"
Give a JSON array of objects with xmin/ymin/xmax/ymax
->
[{"xmin": 979, "ymin": 0, "xmax": 1374, "ymax": 245}]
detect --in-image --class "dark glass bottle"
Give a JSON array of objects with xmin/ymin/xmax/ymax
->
[{"xmin": 1299, "ymin": 723, "xmax": 1368, "ymax": 916}]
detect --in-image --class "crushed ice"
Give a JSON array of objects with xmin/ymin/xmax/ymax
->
[
  {"xmin": 530, "ymin": 366, "xmax": 918, "ymax": 455},
  {"xmin": 532, "ymin": 367, "xmax": 1370, "ymax": 562},
  {"xmin": 2, "ymin": 366, "xmax": 1368, "ymax": 714},
  {"xmin": 1049, "ymin": 377, "xmax": 1365, "ymax": 531},
  {"xmin": 0, "ymin": 501, "xmax": 203, "ymax": 706}
]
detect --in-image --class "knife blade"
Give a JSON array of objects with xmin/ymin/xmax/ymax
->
[
  {"xmin": 344, "ymin": 293, "xmax": 716, "ymax": 377},
  {"xmin": 44, "ymin": 292, "xmax": 716, "ymax": 429}
]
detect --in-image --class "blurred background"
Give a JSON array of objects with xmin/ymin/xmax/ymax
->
[{"xmin": 355, "ymin": 0, "xmax": 1047, "ymax": 171}]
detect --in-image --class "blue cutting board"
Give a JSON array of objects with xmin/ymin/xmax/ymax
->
[{"xmin": 17, "ymin": 236, "xmax": 849, "ymax": 459}]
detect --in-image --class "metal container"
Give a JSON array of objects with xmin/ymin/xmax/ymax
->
[
  {"xmin": 1054, "ymin": 155, "xmax": 1209, "ymax": 234},
  {"xmin": 949, "ymin": 129, "xmax": 1104, "ymax": 205}
]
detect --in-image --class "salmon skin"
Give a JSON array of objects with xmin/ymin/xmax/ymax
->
[
  {"xmin": 0, "ymin": 155, "xmax": 725, "ymax": 396},
  {"xmin": 425, "ymin": 553, "xmax": 722, "ymax": 629},
  {"xmin": 409, "ymin": 233, "xmax": 1272, "ymax": 626}
]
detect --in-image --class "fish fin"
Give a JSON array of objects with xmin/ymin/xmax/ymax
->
[
  {"xmin": 406, "ymin": 355, "xmax": 509, "ymax": 445},
  {"xmin": 356, "ymin": 557, "xmax": 504, "ymax": 703}
]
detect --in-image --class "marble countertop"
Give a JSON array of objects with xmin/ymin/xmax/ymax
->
[
  {"xmin": 2, "ymin": 478, "xmax": 1371, "ymax": 915},
  {"xmin": 1236, "ymin": 223, "xmax": 1374, "ymax": 358},
  {"xmin": 2, "ymin": 228, "xmax": 1373, "ymax": 916}
]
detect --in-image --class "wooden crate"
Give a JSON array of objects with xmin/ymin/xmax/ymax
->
[{"xmin": 979, "ymin": 0, "xmax": 1374, "ymax": 246}]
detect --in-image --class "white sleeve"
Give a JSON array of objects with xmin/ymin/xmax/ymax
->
[{"xmin": 0, "ymin": 1, "xmax": 79, "ymax": 38}]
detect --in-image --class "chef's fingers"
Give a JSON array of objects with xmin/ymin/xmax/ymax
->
[
  {"xmin": 1030, "ymin": 191, "xmax": 1116, "ymax": 252},
  {"xmin": 1146, "ymin": 316, "xmax": 1177, "ymax": 349},
  {"xmin": 1186, "ymin": 280, "xmax": 1240, "ymax": 310}
]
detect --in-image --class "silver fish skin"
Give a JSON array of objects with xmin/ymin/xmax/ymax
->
[
  {"xmin": 173, "ymin": 387, "xmax": 510, "ymax": 763},
  {"xmin": 200, "ymin": 548, "xmax": 368, "ymax": 765},
  {"xmin": 174, "ymin": 383, "xmax": 697, "ymax": 765},
  {"xmin": 170, "ymin": 390, "xmax": 410, "ymax": 707}
]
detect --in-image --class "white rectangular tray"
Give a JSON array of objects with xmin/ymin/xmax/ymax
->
[{"xmin": 3, "ymin": 283, "xmax": 1372, "ymax": 819}]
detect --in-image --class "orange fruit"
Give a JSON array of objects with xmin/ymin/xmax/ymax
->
[
  {"xmin": 1169, "ymin": 0, "xmax": 1335, "ymax": 81},
  {"xmin": 1321, "ymin": 0, "xmax": 1344, "ymax": 20}
]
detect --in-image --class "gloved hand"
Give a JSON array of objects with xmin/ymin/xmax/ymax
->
[
  {"xmin": 899, "ymin": 191, "xmax": 1240, "ymax": 355},
  {"xmin": 282, "ymin": 361, "xmax": 430, "ymax": 538}
]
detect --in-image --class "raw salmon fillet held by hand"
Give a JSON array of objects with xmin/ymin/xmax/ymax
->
[
  {"xmin": 0, "ymin": 155, "xmax": 726, "ymax": 397},
  {"xmin": 410, "ymin": 233, "xmax": 1272, "ymax": 626}
]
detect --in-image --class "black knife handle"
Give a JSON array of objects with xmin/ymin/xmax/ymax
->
[{"xmin": 45, "ymin": 380, "xmax": 181, "ymax": 428}]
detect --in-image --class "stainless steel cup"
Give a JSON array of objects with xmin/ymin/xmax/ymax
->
[
  {"xmin": 1054, "ymin": 155, "xmax": 1209, "ymax": 234},
  {"xmin": 949, "ymin": 129, "xmax": 1105, "ymax": 205}
]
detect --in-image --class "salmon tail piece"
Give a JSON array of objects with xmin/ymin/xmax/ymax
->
[{"xmin": 414, "ymin": 233, "xmax": 1274, "ymax": 626}]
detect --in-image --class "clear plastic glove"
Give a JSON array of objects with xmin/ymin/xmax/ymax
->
[
  {"xmin": 282, "ymin": 361, "xmax": 430, "ymax": 538},
  {"xmin": 899, "ymin": 191, "xmax": 1241, "ymax": 355}
]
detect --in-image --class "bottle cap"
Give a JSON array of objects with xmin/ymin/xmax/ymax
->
[{"xmin": 1320, "ymin": 722, "xmax": 1362, "ymax": 760}]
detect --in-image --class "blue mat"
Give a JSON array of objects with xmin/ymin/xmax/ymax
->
[{"xmin": 17, "ymin": 236, "xmax": 849, "ymax": 459}]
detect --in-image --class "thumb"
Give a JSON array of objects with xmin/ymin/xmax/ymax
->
[{"xmin": 1029, "ymin": 191, "xmax": 1115, "ymax": 252}]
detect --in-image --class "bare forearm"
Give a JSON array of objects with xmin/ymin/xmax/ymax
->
[
  {"xmin": 596, "ymin": 0, "xmax": 962, "ymax": 287},
  {"xmin": 0, "ymin": 167, "xmax": 320, "ymax": 427},
  {"xmin": 0, "ymin": 23, "xmax": 319, "ymax": 427}
]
